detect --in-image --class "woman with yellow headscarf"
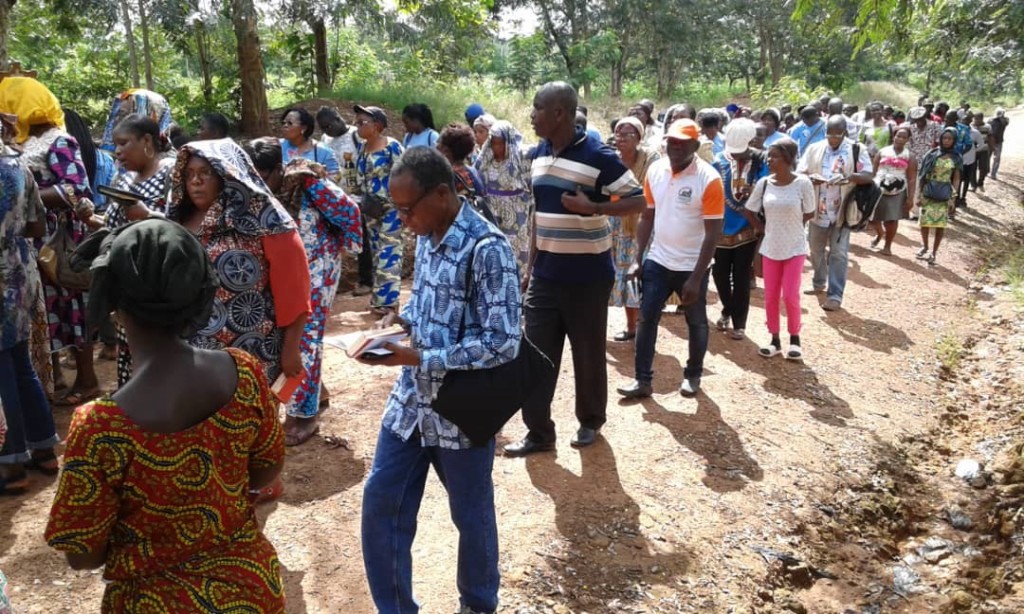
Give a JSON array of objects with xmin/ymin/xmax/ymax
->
[{"xmin": 0, "ymin": 77, "xmax": 101, "ymax": 408}]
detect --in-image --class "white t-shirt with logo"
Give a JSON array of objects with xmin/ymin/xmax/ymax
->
[{"xmin": 643, "ymin": 157, "xmax": 725, "ymax": 272}]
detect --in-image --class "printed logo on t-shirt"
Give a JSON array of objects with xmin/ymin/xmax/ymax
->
[{"xmin": 676, "ymin": 187, "xmax": 693, "ymax": 205}]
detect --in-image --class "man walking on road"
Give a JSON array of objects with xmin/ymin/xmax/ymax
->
[
  {"xmin": 504, "ymin": 81, "xmax": 646, "ymax": 456},
  {"xmin": 990, "ymin": 108, "xmax": 1009, "ymax": 180},
  {"xmin": 798, "ymin": 115, "xmax": 874, "ymax": 312},
  {"xmin": 617, "ymin": 119, "xmax": 724, "ymax": 399}
]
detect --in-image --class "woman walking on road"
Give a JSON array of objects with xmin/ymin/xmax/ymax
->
[
  {"xmin": 916, "ymin": 128, "xmax": 962, "ymax": 266},
  {"xmin": 744, "ymin": 138, "xmax": 816, "ymax": 361},
  {"xmin": 869, "ymin": 125, "xmax": 917, "ymax": 256}
]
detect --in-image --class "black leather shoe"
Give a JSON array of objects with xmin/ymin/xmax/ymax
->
[
  {"xmin": 570, "ymin": 427, "xmax": 600, "ymax": 448},
  {"xmin": 617, "ymin": 380, "xmax": 652, "ymax": 399},
  {"xmin": 503, "ymin": 437, "xmax": 555, "ymax": 457}
]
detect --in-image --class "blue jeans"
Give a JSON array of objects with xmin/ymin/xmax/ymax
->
[
  {"xmin": 362, "ymin": 428, "xmax": 499, "ymax": 614},
  {"xmin": 0, "ymin": 341, "xmax": 58, "ymax": 464},
  {"xmin": 635, "ymin": 260, "xmax": 710, "ymax": 384},
  {"xmin": 807, "ymin": 222, "xmax": 851, "ymax": 302}
]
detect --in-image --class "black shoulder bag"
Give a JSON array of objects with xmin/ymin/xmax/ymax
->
[
  {"xmin": 842, "ymin": 143, "xmax": 883, "ymax": 231},
  {"xmin": 452, "ymin": 169, "xmax": 498, "ymax": 226},
  {"xmin": 431, "ymin": 234, "xmax": 555, "ymax": 446}
]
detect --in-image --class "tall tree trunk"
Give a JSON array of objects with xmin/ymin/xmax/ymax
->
[
  {"xmin": 231, "ymin": 0, "xmax": 270, "ymax": 136},
  {"xmin": 0, "ymin": 0, "xmax": 13, "ymax": 70},
  {"xmin": 610, "ymin": 61, "xmax": 622, "ymax": 98},
  {"xmin": 137, "ymin": 0, "xmax": 154, "ymax": 90},
  {"xmin": 195, "ymin": 23, "xmax": 213, "ymax": 108},
  {"xmin": 120, "ymin": 0, "xmax": 141, "ymax": 87},
  {"xmin": 312, "ymin": 17, "xmax": 330, "ymax": 94}
]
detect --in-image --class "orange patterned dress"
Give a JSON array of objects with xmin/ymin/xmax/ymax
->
[{"xmin": 45, "ymin": 349, "xmax": 286, "ymax": 613}]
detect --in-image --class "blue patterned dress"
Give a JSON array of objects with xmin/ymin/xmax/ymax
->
[
  {"xmin": 356, "ymin": 138, "xmax": 404, "ymax": 309},
  {"xmin": 0, "ymin": 148, "xmax": 44, "ymax": 351}
]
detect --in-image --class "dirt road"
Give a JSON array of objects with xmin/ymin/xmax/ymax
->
[{"xmin": 2, "ymin": 110, "xmax": 1022, "ymax": 613}]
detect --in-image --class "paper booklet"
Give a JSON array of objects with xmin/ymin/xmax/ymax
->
[{"xmin": 325, "ymin": 325, "xmax": 409, "ymax": 358}]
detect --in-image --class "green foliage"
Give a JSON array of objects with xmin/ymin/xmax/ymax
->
[
  {"xmin": 500, "ymin": 34, "xmax": 547, "ymax": 94},
  {"xmin": 750, "ymin": 76, "xmax": 829, "ymax": 108}
]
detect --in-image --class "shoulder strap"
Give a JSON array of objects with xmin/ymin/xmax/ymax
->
[{"xmin": 457, "ymin": 232, "xmax": 505, "ymax": 340}]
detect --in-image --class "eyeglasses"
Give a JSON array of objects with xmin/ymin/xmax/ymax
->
[
  {"xmin": 185, "ymin": 168, "xmax": 217, "ymax": 183},
  {"xmin": 394, "ymin": 188, "xmax": 433, "ymax": 217},
  {"xmin": 355, "ymin": 119, "xmax": 374, "ymax": 127}
]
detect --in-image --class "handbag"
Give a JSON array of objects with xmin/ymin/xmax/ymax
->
[
  {"xmin": 922, "ymin": 179, "xmax": 952, "ymax": 202},
  {"xmin": 360, "ymin": 192, "xmax": 389, "ymax": 221},
  {"xmin": 38, "ymin": 213, "xmax": 91, "ymax": 291},
  {"xmin": 431, "ymin": 234, "xmax": 555, "ymax": 446}
]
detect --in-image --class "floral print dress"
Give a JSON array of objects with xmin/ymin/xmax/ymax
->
[
  {"xmin": 357, "ymin": 137, "xmax": 404, "ymax": 309},
  {"xmin": 279, "ymin": 160, "xmax": 362, "ymax": 418}
]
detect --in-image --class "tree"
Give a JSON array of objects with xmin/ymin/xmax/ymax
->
[
  {"xmin": 138, "ymin": 0, "xmax": 154, "ymax": 90},
  {"xmin": 230, "ymin": 0, "xmax": 269, "ymax": 135},
  {"xmin": 0, "ymin": 0, "xmax": 15, "ymax": 69},
  {"xmin": 119, "ymin": 0, "xmax": 141, "ymax": 87}
]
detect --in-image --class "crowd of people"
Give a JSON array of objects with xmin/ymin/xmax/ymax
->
[{"xmin": 0, "ymin": 71, "xmax": 1011, "ymax": 613}]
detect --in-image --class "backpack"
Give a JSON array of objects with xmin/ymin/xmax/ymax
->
[{"xmin": 842, "ymin": 143, "xmax": 883, "ymax": 231}]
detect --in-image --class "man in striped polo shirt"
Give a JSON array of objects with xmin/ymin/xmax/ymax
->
[{"xmin": 504, "ymin": 82, "xmax": 646, "ymax": 456}]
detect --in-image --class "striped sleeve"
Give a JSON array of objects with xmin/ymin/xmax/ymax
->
[{"xmin": 597, "ymin": 150, "xmax": 642, "ymax": 198}]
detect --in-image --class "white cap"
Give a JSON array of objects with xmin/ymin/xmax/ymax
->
[{"xmin": 724, "ymin": 118, "xmax": 757, "ymax": 154}]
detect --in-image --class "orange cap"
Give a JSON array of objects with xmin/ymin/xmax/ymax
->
[{"xmin": 664, "ymin": 118, "xmax": 700, "ymax": 141}]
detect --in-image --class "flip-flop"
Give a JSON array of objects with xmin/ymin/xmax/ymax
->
[
  {"xmin": 54, "ymin": 388, "xmax": 101, "ymax": 407},
  {"xmin": 25, "ymin": 451, "xmax": 59, "ymax": 475},
  {"xmin": 0, "ymin": 471, "xmax": 29, "ymax": 496}
]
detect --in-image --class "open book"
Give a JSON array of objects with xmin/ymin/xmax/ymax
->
[{"xmin": 325, "ymin": 325, "xmax": 409, "ymax": 358}]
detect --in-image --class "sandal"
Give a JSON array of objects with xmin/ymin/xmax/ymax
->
[
  {"xmin": 54, "ymin": 387, "xmax": 101, "ymax": 407},
  {"xmin": 871, "ymin": 235, "xmax": 882, "ymax": 248},
  {"xmin": 759, "ymin": 342, "xmax": 782, "ymax": 358},
  {"xmin": 715, "ymin": 315, "xmax": 729, "ymax": 331},
  {"xmin": 926, "ymin": 253, "xmax": 936, "ymax": 266},
  {"xmin": 284, "ymin": 416, "xmax": 321, "ymax": 447},
  {"xmin": 878, "ymin": 247, "xmax": 892, "ymax": 256},
  {"xmin": 25, "ymin": 451, "xmax": 59, "ymax": 475},
  {"xmin": 785, "ymin": 345, "xmax": 804, "ymax": 361},
  {"xmin": 613, "ymin": 330, "xmax": 636, "ymax": 342},
  {"xmin": 915, "ymin": 247, "xmax": 929, "ymax": 260},
  {"xmin": 0, "ymin": 469, "xmax": 29, "ymax": 496},
  {"xmin": 372, "ymin": 306, "xmax": 397, "ymax": 317}
]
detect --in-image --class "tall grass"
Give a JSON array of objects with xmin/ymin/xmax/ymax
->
[
  {"xmin": 841, "ymin": 81, "xmax": 922, "ymax": 108},
  {"xmin": 330, "ymin": 78, "xmax": 537, "ymax": 137}
]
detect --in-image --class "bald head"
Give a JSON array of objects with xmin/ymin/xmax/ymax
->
[
  {"xmin": 825, "ymin": 114, "xmax": 848, "ymax": 150},
  {"xmin": 537, "ymin": 81, "xmax": 578, "ymax": 117},
  {"xmin": 826, "ymin": 114, "xmax": 848, "ymax": 133},
  {"xmin": 532, "ymin": 81, "xmax": 580, "ymax": 140}
]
